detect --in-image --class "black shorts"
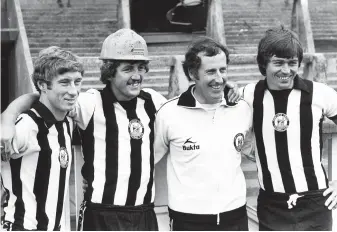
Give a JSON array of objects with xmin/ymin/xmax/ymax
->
[
  {"xmin": 78, "ymin": 201, "xmax": 158, "ymax": 231},
  {"xmin": 257, "ymin": 188, "xmax": 332, "ymax": 231},
  {"xmin": 168, "ymin": 205, "xmax": 248, "ymax": 231}
]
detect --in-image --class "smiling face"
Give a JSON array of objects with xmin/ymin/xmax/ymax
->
[
  {"xmin": 40, "ymin": 71, "xmax": 82, "ymax": 119},
  {"xmin": 109, "ymin": 61, "xmax": 147, "ymax": 101},
  {"xmin": 265, "ymin": 55, "xmax": 299, "ymax": 90},
  {"xmin": 191, "ymin": 51, "xmax": 228, "ymax": 104}
]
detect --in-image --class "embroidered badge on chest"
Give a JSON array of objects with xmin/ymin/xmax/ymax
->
[
  {"xmin": 234, "ymin": 133, "xmax": 244, "ymax": 152},
  {"xmin": 128, "ymin": 119, "xmax": 144, "ymax": 139},
  {"xmin": 59, "ymin": 147, "xmax": 69, "ymax": 168},
  {"xmin": 272, "ymin": 113, "xmax": 289, "ymax": 132}
]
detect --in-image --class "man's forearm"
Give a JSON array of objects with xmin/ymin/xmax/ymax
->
[{"xmin": 1, "ymin": 93, "xmax": 39, "ymax": 124}]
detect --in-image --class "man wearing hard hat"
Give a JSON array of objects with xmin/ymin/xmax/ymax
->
[
  {"xmin": 1, "ymin": 29, "xmax": 166, "ymax": 231},
  {"xmin": 71, "ymin": 28, "xmax": 167, "ymax": 230},
  {"xmin": 1, "ymin": 28, "xmax": 241, "ymax": 231}
]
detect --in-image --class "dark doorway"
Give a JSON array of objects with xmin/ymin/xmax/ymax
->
[
  {"xmin": 130, "ymin": 0, "xmax": 207, "ymax": 33},
  {"xmin": 1, "ymin": 41, "xmax": 14, "ymax": 113}
]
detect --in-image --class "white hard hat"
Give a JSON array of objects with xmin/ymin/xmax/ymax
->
[{"xmin": 100, "ymin": 29, "xmax": 150, "ymax": 61}]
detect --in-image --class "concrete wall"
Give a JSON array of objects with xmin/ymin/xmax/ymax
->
[{"xmin": 5, "ymin": 0, "xmax": 34, "ymax": 103}]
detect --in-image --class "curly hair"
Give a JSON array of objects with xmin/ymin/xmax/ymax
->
[
  {"xmin": 183, "ymin": 37, "xmax": 230, "ymax": 80},
  {"xmin": 257, "ymin": 25, "xmax": 303, "ymax": 76},
  {"xmin": 100, "ymin": 60, "xmax": 149, "ymax": 84}
]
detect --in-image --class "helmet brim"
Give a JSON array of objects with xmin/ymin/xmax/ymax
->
[{"xmin": 99, "ymin": 55, "xmax": 151, "ymax": 61}]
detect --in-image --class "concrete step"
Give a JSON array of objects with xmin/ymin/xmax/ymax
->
[
  {"xmin": 83, "ymin": 69, "xmax": 170, "ymax": 79},
  {"xmin": 23, "ymin": 13, "xmax": 117, "ymax": 19},
  {"xmin": 327, "ymin": 77, "xmax": 337, "ymax": 85},
  {"xmin": 80, "ymin": 84, "xmax": 169, "ymax": 98},
  {"xmin": 21, "ymin": 3, "xmax": 118, "ymax": 9},
  {"xmin": 22, "ymin": 10, "xmax": 117, "ymax": 15},
  {"xmin": 22, "ymin": 6, "xmax": 118, "ymax": 11},
  {"xmin": 26, "ymin": 28, "xmax": 117, "ymax": 35},
  {"xmin": 27, "ymin": 37, "xmax": 108, "ymax": 43},
  {"xmin": 23, "ymin": 16, "xmax": 117, "ymax": 21},
  {"xmin": 25, "ymin": 23, "xmax": 116, "ymax": 29},
  {"xmin": 76, "ymin": 56, "xmax": 173, "ymax": 70},
  {"xmin": 24, "ymin": 19, "xmax": 117, "ymax": 24},
  {"xmin": 26, "ymin": 32, "xmax": 114, "ymax": 38},
  {"xmin": 140, "ymin": 32, "xmax": 205, "ymax": 44},
  {"xmin": 82, "ymin": 77, "xmax": 169, "ymax": 87}
]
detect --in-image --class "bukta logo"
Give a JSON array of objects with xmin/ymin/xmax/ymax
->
[{"xmin": 183, "ymin": 137, "xmax": 200, "ymax": 150}]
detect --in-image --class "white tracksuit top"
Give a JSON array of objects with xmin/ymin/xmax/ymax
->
[{"xmin": 154, "ymin": 85, "xmax": 253, "ymax": 214}]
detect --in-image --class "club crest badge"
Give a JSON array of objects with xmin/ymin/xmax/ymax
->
[
  {"xmin": 59, "ymin": 147, "xmax": 69, "ymax": 168},
  {"xmin": 272, "ymin": 113, "xmax": 290, "ymax": 132},
  {"xmin": 234, "ymin": 133, "xmax": 244, "ymax": 152},
  {"xmin": 128, "ymin": 119, "xmax": 144, "ymax": 139}
]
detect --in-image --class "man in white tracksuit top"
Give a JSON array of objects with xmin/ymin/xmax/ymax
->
[{"xmin": 154, "ymin": 37, "xmax": 252, "ymax": 231}]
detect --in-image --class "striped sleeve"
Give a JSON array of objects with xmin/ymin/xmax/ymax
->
[
  {"xmin": 72, "ymin": 89, "xmax": 97, "ymax": 130},
  {"xmin": 142, "ymin": 88, "xmax": 167, "ymax": 111},
  {"xmin": 11, "ymin": 114, "xmax": 38, "ymax": 158}
]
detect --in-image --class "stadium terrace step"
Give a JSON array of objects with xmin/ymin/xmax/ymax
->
[{"xmin": 23, "ymin": 0, "xmax": 336, "ymax": 94}]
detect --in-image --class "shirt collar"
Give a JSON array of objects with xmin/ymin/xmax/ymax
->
[
  {"xmin": 261, "ymin": 75, "xmax": 311, "ymax": 93},
  {"xmin": 177, "ymin": 84, "xmax": 236, "ymax": 108},
  {"xmin": 32, "ymin": 100, "xmax": 59, "ymax": 128},
  {"xmin": 102, "ymin": 85, "xmax": 118, "ymax": 103}
]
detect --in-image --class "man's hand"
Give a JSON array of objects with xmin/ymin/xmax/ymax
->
[
  {"xmin": 82, "ymin": 178, "xmax": 88, "ymax": 193},
  {"xmin": 1, "ymin": 123, "xmax": 16, "ymax": 162},
  {"xmin": 323, "ymin": 180, "xmax": 337, "ymax": 210},
  {"xmin": 226, "ymin": 82, "xmax": 242, "ymax": 103},
  {"xmin": 1, "ymin": 92, "xmax": 39, "ymax": 161}
]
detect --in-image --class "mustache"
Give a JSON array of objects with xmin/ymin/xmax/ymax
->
[
  {"xmin": 209, "ymin": 80, "xmax": 225, "ymax": 86},
  {"xmin": 127, "ymin": 75, "xmax": 144, "ymax": 85}
]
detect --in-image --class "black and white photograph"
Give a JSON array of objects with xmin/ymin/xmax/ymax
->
[{"xmin": 1, "ymin": 0, "xmax": 337, "ymax": 230}]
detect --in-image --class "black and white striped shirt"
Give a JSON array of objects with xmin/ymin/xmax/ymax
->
[
  {"xmin": 2, "ymin": 101, "xmax": 73, "ymax": 230},
  {"xmin": 74, "ymin": 87, "xmax": 166, "ymax": 206},
  {"xmin": 244, "ymin": 76, "xmax": 337, "ymax": 193}
]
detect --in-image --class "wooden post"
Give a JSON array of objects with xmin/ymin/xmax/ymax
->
[
  {"xmin": 167, "ymin": 55, "xmax": 192, "ymax": 99},
  {"xmin": 206, "ymin": 0, "xmax": 226, "ymax": 45},
  {"xmin": 291, "ymin": 0, "xmax": 315, "ymax": 53},
  {"xmin": 117, "ymin": 0, "xmax": 131, "ymax": 29}
]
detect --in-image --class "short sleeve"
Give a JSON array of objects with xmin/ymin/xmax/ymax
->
[
  {"xmin": 11, "ymin": 114, "xmax": 38, "ymax": 158},
  {"xmin": 142, "ymin": 88, "xmax": 167, "ymax": 111},
  {"xmin": 241, "ymin": 83, "xmax": 256, "ymax": 109},
  {"xmin": 238, "ymin": 99, "xmax": 254, "ymax": 159},
  {"xmin": 72, "ymin": 89, "xmax": 97, "ymax": 130},
  {"xmin": 318, "ymin": 83, "xmax": 337, "ymax": 120}
]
